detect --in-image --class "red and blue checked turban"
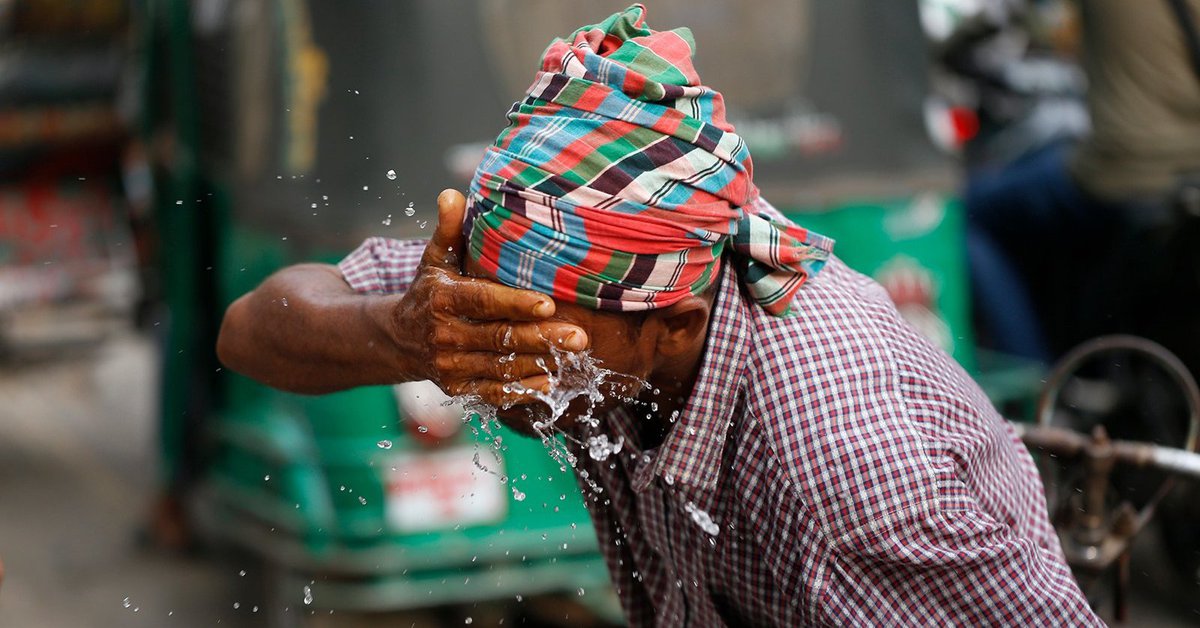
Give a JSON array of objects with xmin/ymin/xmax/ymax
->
[{"xmin": 464, "ymin": 4, "xmax": 833, "ymax": 316}]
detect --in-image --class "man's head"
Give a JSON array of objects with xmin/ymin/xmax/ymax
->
[{"xmin": 451, "ymin": 5, "xmax": 832, "ymax": 429}]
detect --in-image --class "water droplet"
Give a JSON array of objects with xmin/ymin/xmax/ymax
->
[
  {"xmin": 381, "ymin": 214, "xmax": 392, "ymax": 226},
  {"xmin": 377, "ymin": 439, "xmax": 393, "ymax": 450},
  {"xmin": 310, "ymin": 202, "xmax": 318, "ymax": 209},
  {"xmin": 303, "ymin": 585, "xmax": 313, "ymax": 605},
  {"xmin": 263, "ymin": 475, "xmax": 270, "ymax": 481},
  {"xmin": 386, "ymin": 169, "xmax": 397, "ymax": 180},
  {"xmin": 586, "ymin": 434, "xmax": 624, "ymax": 461},
  {"xmin": 239, "ymin": 569, "xmax": 247, "ymax": 576},
  {"xmin": 417, "ymin": 220, "xmax": 428, "ymax": 229},
  {"xmin": 279, "ymin": 297, "xmax": 288, "ymax": 307},
  {"xmin": 684, "ymin": 501, "xmax": 720, "ymax": 536},
  {"xmin": 511, "ymin": 487, "xmax": 526, "ymax": 501},
  {"xmin": 175, "ymin": 200, "xmax": 182, "ymax": 205},
  {"xmin": 358, "ymin": 496, "xmax": 367, "ymax": 505},
  {"xmin": 233, "ymin": 602, "xmax": 241, "ymax": 609},
  {"xmin": 515, "ymin": 594, "xmax": 523, "ymax": 602},
  {"xmin": 465, "ymin": 618, "xmax": 473, "ymax": 625},
  {"xmin": 362, "ymin": 185, "xmax": 369, "ymax": 191},
  {"xmin": 578, "ymin": 588, "xmax": 585, "ymax": 596},
  {"xmin": 404, "ymin": 202, "xmax": 416, "ymax": 217},
  {"xmin": 122, "ymin": 597, "xmax": 131, "ymax": 608}
]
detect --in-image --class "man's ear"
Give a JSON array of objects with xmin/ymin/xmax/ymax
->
[{"xmin": 651, "ymin": 294, "xmax": 712, "ymax": 359}]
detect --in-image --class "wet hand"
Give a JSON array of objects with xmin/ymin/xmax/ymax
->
[{"xmin": 391, "ymin": 189, "xmax": 588, "ymax": 407}]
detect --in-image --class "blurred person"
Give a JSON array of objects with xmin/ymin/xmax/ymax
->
[
  {"xmin": 218, "ymin": 6, "xmax": 1101, "ymax": 626},
  {"xmin": 966, "ymin": 0, "xmax": 1200, "ymax": 362}
]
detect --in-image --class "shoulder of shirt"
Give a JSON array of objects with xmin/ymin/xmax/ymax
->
[{"xmin": 737, "ymin": 255, "xmax": 956, "ymax": 541}]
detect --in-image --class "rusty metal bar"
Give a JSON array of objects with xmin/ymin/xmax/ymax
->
[{"xmin": 1011, "ymin": 423, "xmax": 1200, "ymax": 481}]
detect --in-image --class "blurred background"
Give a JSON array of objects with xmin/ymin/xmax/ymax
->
[{"xmin": 1, "ymin": 0, "xmax": 1199, "ymax": 625}]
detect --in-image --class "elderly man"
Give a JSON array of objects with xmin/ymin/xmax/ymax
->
[{"xmin": 218, "ymin": 6, "xmax": 1101, "ymax": 626}]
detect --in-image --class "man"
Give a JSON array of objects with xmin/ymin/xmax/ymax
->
[{"xmin": 219, "ymin": 6, "xmax": 1101, "ymax": 626}]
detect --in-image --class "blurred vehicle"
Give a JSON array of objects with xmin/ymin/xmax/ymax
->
[
  {"xmin": 0, "ymin": 0, "xmax": 138, "ymax": 357},
  {"xmin": 140, "ymin": 1, "xmax": 614, "ymax": 623}
]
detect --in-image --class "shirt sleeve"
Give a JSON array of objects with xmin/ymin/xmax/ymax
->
[
  {"xmin": 818, "ymin": 487, "xmax": 1104, "ymax": 626},
  {"xmin": 337, "ymin": 237, "xmax": 427, "ymax": 294}
]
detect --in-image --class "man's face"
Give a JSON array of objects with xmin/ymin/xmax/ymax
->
[{"xmin": 462, "ymin": 257, "xmax": 659, "ymax": 435}]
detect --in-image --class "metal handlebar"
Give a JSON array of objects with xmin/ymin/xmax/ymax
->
[{"xmin": 1010, "ymin": 422, "xmax": 1200, "ymax": 480}]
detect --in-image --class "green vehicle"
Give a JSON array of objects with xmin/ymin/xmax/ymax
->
[
  {"xmin": 143, "ymin": 0, "xmax": 1035, "ymax": 623},
  {"xmin": 141, "ymin": 1, "xmax": 612, "ymax": 623}
]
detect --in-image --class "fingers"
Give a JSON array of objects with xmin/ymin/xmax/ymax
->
[
  {"xmin": 434, "ymin": 320, "xmax": 587, "ymax": 353},
  {"xmin": 441, "ymin": 278, "xmax": 556, "ymax": 321},
  {"xmin": 418, "ymin": 190, "xmax": 556, "ymax": 321},
  {"xmin": 421, "ymin": 189, "xmax": 467, "ymax": 270}
]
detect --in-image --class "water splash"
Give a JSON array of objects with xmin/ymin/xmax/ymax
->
[
  {"xmin": 586, "ymin": 434, "xmax": 624, "ymax": 461},
  {"xmin": 447, "ymin": 343, "xmax": 647, "ymax": 495}
]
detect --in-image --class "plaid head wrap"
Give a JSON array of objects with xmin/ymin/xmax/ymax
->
[{"xmin": 465, "ymin": 4, "xmax": 833, "ymax": 316}]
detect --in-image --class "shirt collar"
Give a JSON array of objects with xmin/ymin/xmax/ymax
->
[{"xmin": 647, "ymin": 261, "xmax": 752, "ymax": 491}]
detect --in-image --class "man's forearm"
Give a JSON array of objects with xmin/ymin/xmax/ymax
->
[{"xmin": 217, "ymin": 263, "xmax": 415, "ymax": 394}]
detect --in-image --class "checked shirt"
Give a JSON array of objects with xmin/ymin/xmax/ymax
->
[{"xmin": 338, "ymin": 202, "xmax": 1101, "ymax": 627}]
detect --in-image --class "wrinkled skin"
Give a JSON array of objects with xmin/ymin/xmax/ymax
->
[
  {"xmin": 390, "ymin": 190, "xmax": 593, "ymax": 407},
  {"xmin": 460, "ymin": 256, "xmax": 663, "ymax": 436}
]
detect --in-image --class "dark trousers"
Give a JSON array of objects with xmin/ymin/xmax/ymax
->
[{"xmin": 964, "ymin": 141, "xmax": 1160, "ymax": 363}]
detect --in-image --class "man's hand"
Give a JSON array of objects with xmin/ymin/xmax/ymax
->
[
  {"xmin": 386, "ymin": 190, "xmax": 587, "ymax": 407},
  {"xmin": 217, "ymin": 189, "xmax": 585, "ymax": 404}
]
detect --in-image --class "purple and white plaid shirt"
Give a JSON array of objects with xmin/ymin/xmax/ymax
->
[{"xmin": 339, "ymin": 215, "xmax": 1101, "ymax": 627}]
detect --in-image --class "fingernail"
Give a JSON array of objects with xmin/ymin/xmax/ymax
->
[
  {"xmin": 533, "ymin": 301, "xmax": 553, "ymax": 317},
  {"xmin": 562, "ymin": 330, "xmax": 586, "ymax": 350}
]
